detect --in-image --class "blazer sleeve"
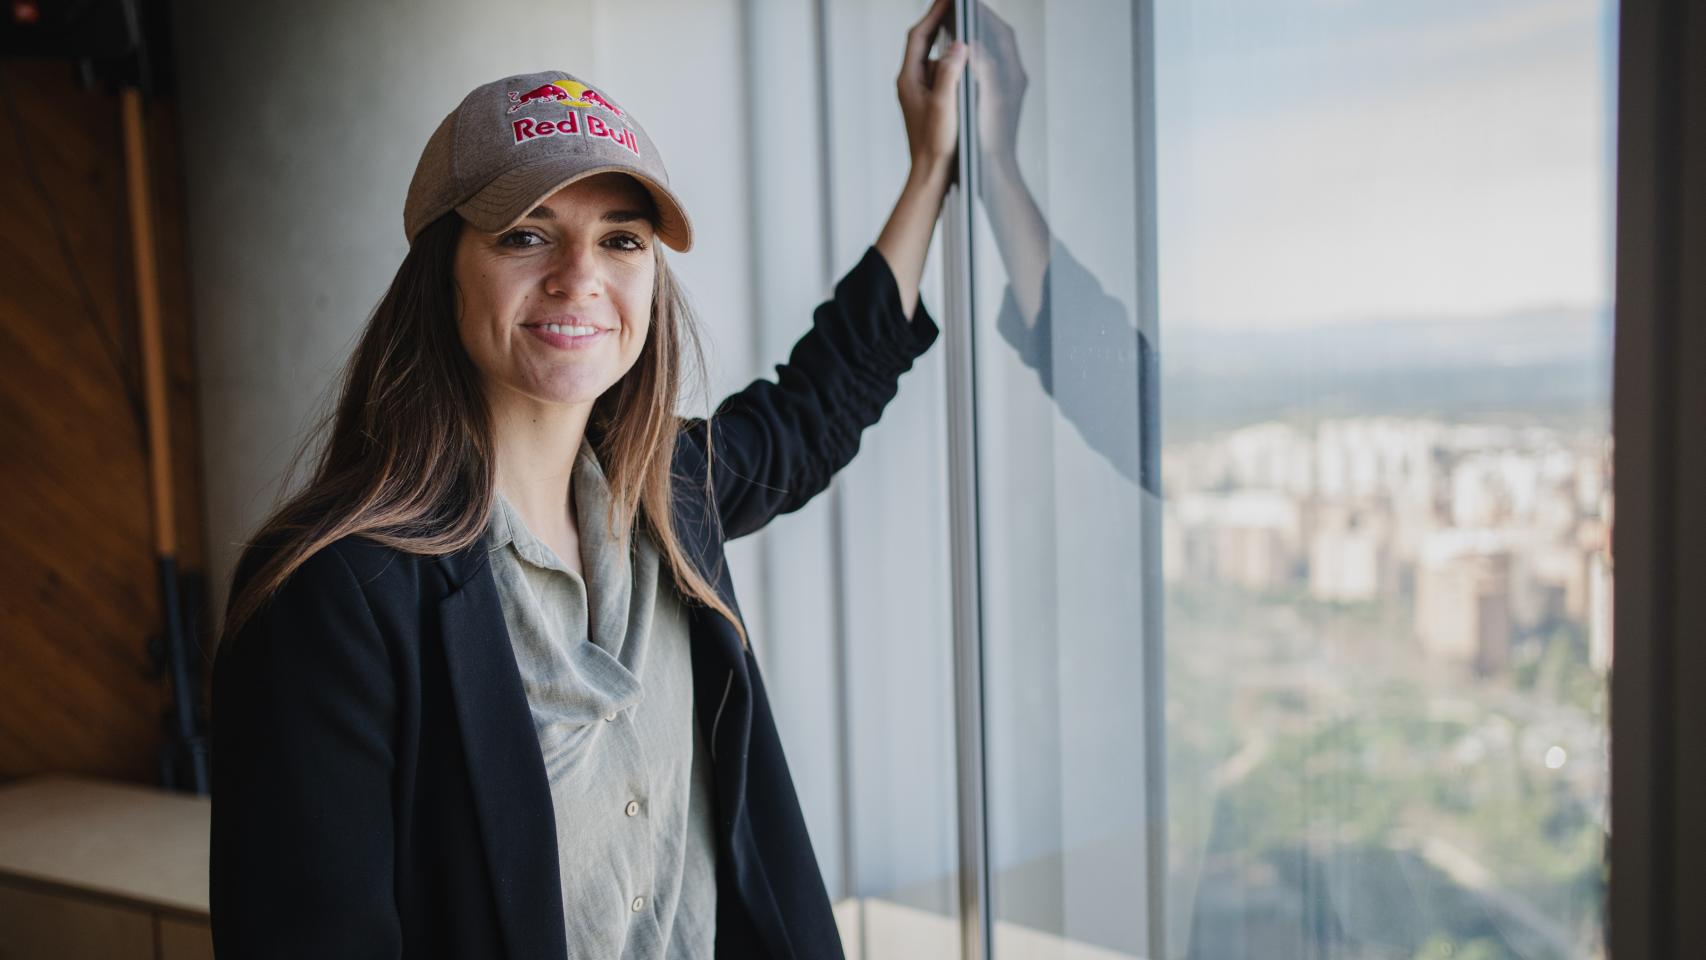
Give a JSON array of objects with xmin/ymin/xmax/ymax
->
[
  {"xmin": 994, "ymin": 234, "xmax": 1160, "ymax": 495},
  {"xmin": 679, "ymin": 245, "xmax": 940, "ymax": 541},
  {"xmin": 209, "ymin": 540, "xmax": 402, "ymax": 958}
]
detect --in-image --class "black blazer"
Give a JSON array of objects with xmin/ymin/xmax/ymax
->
[{"xmin": 208, "ymin": 245, "xmax": 940, "ymax": 959}]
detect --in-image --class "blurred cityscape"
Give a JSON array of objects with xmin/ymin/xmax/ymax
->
[
  {"xmin": 1163, "ymin": 410, "xmax": 1611, "ymax": 960},
  {"xmin": 1165, "ymin": 415, "xmax": 1612, "ymax": 674}
]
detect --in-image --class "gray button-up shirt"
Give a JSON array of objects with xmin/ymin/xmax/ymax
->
[{"xmin": 485, "ymin": 435, "xmax": 717, "ymax": 958}]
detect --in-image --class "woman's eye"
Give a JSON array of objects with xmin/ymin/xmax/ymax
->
[{"xmin": 498, "ymin": 230, "xmax": 645, "ymax": 251}]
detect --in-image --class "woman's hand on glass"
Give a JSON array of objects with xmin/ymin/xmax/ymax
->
[
  {"xmin": 896, "ymin": 0, "xmax": 969, "ymax": 177},
  {"xmin": 969, "ymin": 0, "xmax": 1026, "ymax": 173}
]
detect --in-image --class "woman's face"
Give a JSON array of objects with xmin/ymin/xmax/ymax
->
[{"xmin": 453, "ymin": 172, "xmax": 658, "ymax": 412}]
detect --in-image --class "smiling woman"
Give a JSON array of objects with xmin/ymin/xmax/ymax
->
[
  {"xmin": 208, "ymin": 2, "xmax": 968, "ymax": 954},
  {"xmin": 455, "ymin": 175, "xmax": 659, "ymax": 416}
]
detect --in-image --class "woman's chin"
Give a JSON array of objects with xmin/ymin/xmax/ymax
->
[{"xmin": 523, "ymin": 375, "xmax": 620, "ymax": 409}]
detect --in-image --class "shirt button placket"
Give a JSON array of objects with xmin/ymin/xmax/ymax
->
[
  {"xmin": 616, "ymin": 716, "xmax": 652, "ymax": 925},
  {"xmin": 625, "ymin": 784, "xmax": 646, "ymax": 918}
]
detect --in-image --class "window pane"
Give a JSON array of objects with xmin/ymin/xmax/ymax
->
[
  {"xmin": 1155, "ymin": 3, "xmax": 1616, "ymax": 960},
  {"xmin": 972, "ymin": 0, "xmax": 1161, "ymax": 956},
  {"xmin": 965, "ymin": 0, "xmax": 1615, "ymax": 957}
]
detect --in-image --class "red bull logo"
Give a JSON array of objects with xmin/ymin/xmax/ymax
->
[
  {"xmin": 506, "ymin": 79, "xmax": 638, "ymax": 156},
  {"xmin": 511, "ymin": 110, "xmax": 640, "ymax": 156},
  {"xmin": 506, "ymin": 80, "xmax": 625, "ymax": 119}
]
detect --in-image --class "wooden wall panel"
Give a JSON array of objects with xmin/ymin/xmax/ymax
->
[
  {"xmin": 0, "ymin": 59, "xmax": 208, "ymax": 786},
  {"xmin": 157, "ymin": 916, "xmax": 215, "ymax": 960},
  {"xmin": 0, "ymin": 880, "xmax": 156, "ymax": 959}
]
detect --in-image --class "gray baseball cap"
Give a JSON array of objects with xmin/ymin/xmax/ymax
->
[{"xmin": 404, "ymin": 70, "xmax": 693, "ymax": 252}]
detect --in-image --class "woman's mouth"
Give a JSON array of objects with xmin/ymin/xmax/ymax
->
[{"xmin": 524, "ymin": 323, "xmax": 608, "ymax": 350}]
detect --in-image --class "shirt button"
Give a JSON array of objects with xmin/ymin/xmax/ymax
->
[
  {"xmin": 631, "ymin": 895, "xmax": 645, "ymax": 912},
  {"xmin": 604, "ymin": 712, "xmax": 616, "ymax": 722},
  {"xmin": 625, "ymin": 800, "xmax": 640, "ymax": 817}
]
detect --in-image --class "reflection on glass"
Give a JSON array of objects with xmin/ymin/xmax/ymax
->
[
  {"xmin": 972, "ymin": 0, "xmax": 1160, "ymax": 957},
  {"xmin": 966, "ymin": 0, "xmax": 1614, "ymax": 959}
]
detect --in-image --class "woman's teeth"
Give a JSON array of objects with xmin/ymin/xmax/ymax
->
[{"xmin": 544, "ymin": 323, "xmax": 599, "ymax": 336}]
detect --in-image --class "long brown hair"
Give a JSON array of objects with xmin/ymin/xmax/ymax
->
[{"xmin": 219, "ymin": 207, "xmax": 748, "ymax": 651}]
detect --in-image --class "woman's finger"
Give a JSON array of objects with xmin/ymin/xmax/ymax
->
[
  {"xmin": 911, "ymin": 0, "xmax": 951, "ymax": 36},
  {"xmin": 901, "ymin": 0, "xmax": 952, "ymax": 90},
  {"xmin": 933, "ymin": 41, "xmax": 969, "ymax": 102}
]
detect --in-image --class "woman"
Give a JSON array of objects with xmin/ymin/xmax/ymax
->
[{"xmin": 207, "ymin": 1, "xmax": 969, "ymax": 957}]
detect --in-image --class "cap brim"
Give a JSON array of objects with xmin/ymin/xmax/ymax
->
[{"xmin": 456, "ymin": 160, "xmax": 693, "ymax": 253}]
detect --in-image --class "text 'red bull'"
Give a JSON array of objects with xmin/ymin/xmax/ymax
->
[{"xmin": 512, "ymin": 111, "xmax": 639, "ymax": 156}]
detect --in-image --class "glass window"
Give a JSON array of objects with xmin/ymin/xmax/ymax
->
[
  {"xmin": 1155, "ymin": 2, "xmax": 1615, "ymax": 959},
  {"xmin": 971, "ymin": 0, "xmax": 1162, "ymax": 955},
  {"xmin": 966, "ymin": 1, "xmax": 1615, "ymax": 958}
]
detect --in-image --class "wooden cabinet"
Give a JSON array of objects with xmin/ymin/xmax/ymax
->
[{"xmin": 0, "ymin": 776, "xmax": 211, "ymax": 960}]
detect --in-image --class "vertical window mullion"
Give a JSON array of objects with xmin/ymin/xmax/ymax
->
[
  {"xmin": 944, "ymin": 2, "xmax": 992, "ymax": 959},
  {"xmin": 1132, "ymin": 3, "xmax": 1166, "ymax": 957}
]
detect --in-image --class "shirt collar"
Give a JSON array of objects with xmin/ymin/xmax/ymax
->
[{"xmin": 485, "ymin": 433, "xmax": 613, "ymax": 573}]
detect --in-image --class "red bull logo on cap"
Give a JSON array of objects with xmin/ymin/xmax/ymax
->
[
  {"xmin": 511, "ymin": 110, "xmax": 639, "ymax": 156},
  {"xmin": 506, "ymin": 79, "xmax": 638, "ymax": 156},
  {"xmin": 507, "ymin": 80, "xmax": 625, "ymax": 119}
]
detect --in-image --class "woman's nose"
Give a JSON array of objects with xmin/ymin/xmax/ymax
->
[{"xmin": 542, "ymin": 245, "xmax": 601, "ymax": 299}]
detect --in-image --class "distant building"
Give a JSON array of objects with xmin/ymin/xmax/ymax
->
[
  {"xmin": 1308, "ymin": 503, "xmax": 1389, "ymax": 603},
  {"xmin": 1530, "ymin": 543, "xmax": 1591, "ymax": 623},
  {"xmin": 1172, "ymin": 490, "xmax": 1302, "ymax": 592},
  {"xmin": 1415, "ymin": 533, "xmax": 1516, "ymax": 675}
]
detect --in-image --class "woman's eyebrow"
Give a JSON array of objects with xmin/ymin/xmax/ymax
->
[{"xmin": 522, "ymin": 205, "xmax": 652, "ymax": 225}]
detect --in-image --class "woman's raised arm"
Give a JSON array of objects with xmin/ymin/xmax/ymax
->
[
  {"xmin": 679, "ymin": 246, "xmax": 939, "ymax": 541},
  {"xmin": 678, "ymin": 0, "xmax": 964, "ymax": 541},
  {"xmin": 875, "ymin": 0, "xmax": 969, "ymax": 319}
]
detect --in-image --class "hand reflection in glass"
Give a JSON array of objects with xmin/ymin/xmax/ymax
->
[{"xmin": 969, "ymin": 1, "xmax": 1159, "ymax": 496}]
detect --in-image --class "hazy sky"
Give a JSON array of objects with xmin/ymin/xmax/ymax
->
[{"xmin": 1153, "ymin": 0, "xmax": 1617, "ymax": 329}]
